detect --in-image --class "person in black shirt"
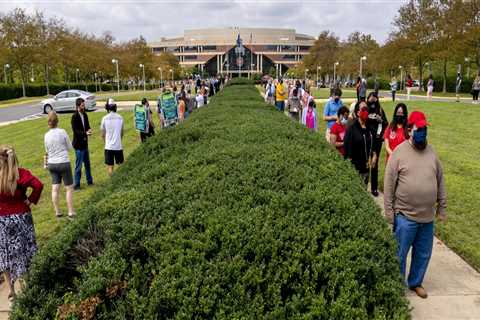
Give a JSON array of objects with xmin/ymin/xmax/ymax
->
[
  {"xmin": 365, "ymin": 92, "xmax": 388, "ymax": 196},
  {"xmin": 344, "ymin": 101, "xmax": 373, "ymax": 186},
  {"xmin": 71, "ymin": 98, "xmax": 93, "ymax": 190}
]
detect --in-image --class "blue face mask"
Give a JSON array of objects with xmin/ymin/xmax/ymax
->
[{"xmin": 412, "ymin": 127, "xmax": 427, "ymax": 149}]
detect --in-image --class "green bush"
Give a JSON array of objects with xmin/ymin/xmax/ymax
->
[
  {"xmin": 12, "ymin": 84, "xmax": 410, "ymax": 319},
  {"xmin": 422, "ymin": 76, "xmax": 474, "ymax": 93}
]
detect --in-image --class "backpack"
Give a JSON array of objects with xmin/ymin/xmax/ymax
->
[{"xmin": 134, "ymin": 104, "xmax": 147, "ymax": 133}]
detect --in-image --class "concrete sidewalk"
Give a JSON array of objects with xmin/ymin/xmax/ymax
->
[{"xmin": 372, "ymin": 193, "xmax": 480, "ymax": 319}]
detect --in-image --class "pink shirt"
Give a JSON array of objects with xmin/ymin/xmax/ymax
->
[{"xmin": 306, "ymin": 109, "xmax": 315, "ymax": 129}]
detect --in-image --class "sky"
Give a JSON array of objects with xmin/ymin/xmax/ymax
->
[{"xmin": 0, "ymin": 0, "xmax": 406, "ymax": 44}]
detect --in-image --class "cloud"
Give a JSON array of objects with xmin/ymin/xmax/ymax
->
[{"xmin": 0, "ymin": 1, "xmax": 405, "ymax": 44}]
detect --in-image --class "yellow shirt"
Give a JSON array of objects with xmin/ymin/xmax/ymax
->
[{"xmin": 275, "ymin": 83, "xmax": 287, "ymax": 101}]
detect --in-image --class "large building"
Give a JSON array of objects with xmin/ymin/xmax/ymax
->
[{"xmin": 148, "ymin": 27, "xmax": 315, "ymax": 77}]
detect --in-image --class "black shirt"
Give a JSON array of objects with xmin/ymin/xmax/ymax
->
[
  {"xmin": 344, "ymin": 119, "xmax": 373, "ymax": 174},
  {"xmin": 71, "ymin": 111, "xmax": 91, "ymax": 150}
]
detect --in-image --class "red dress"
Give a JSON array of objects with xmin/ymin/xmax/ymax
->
[{"xmin": 330, "ymin": 122, "xmax": 346, "ymax": 156}]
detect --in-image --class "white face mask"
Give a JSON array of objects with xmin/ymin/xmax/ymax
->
[{"xmin": 340, "ymin": 116, "xmax": 348, "ymax": 125}]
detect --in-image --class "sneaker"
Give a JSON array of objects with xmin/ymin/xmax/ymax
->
[
  {"xmin": 371, "ymin": 190, "xmax": 379, "ymax": 197},
  {"xmin": 410, "ymin": 286, "xmax": 428, "ymax": 299},
  {"xmin": 74, "ymin": 186, "xmax": 81, "ymax": 191},
  {"xmin": 67, "ymin": 212, "xmax": 76, "ymax": 220},
  {"xmin": 55, "ymin": 212, "xmax": 63, "ymax": 218}
]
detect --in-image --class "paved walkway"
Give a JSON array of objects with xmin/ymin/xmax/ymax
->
[{"xmin": 372, "ymin": 193, "xmax": 480, "ymax": 319}]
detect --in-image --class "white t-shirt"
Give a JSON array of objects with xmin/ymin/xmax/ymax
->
[
  {"xmin": 44, "ymin": 128, "xmax": 73, "ymax": 164},
  {"xmin": 196, "ymin": 94, "xmax": 204, "ymax": 108},
  {"xmin": 100, "ymin": 112, "xmax": 124, "ymax": 151}
]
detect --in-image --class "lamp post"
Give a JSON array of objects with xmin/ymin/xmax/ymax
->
[
  {"xmin": 398, "ymin": 65, "xmax": 403, "ymax": 90},
  {"xmin": 112, "ymin": 59, "xmax": 119, "ymax": 94},
  {"xmin": 157, "ymin": 67, "xmax": 163, "ymax": 89},
  {"xmin": 94, "ymin": 72, "xmax": 98, "ymax": 92},
  {"xmin": 465, "ymin": 57, "xmax": 471, "ymax": 78},
  {"xmin": 139, "ymin": 64, "xmax": 146, "ymax": 92},
  {"xmin": 75, "ymin": 68, "xmax": 80, "ymax": 83},
  {"xmin": 333, "ymin": 62, "xmax": 339, "ymax": 85},
  {"xmin": 316, "ymin": 65, "xmax": 321, "ymax": 88},
  {"xmin": 359, "ymin": 56, "xmax": 367, "ymax": 78},
  {"xmin": 3, "ymin": 64, "xmax": 9, "ymax": 84},
  {"xmin": 304, "ymin": 68, "xmax": 309, "ymax": 82},
  {"xmin": 170, "ymin": 69, "xmax": 174, "ymax": 82}
]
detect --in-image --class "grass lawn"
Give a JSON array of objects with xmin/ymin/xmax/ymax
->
[
  {"xmin": 315, "ymin": 98, "xmax": 480, "ymax": 271},
  {"xmin": 0, "ymin": 110, "xmax": 144, "ymax": 246}
]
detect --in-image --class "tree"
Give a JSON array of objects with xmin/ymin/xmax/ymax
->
[
  {"xmin": 303, "ymin": 31, "xmax": 340, "ymax": 81},
  {"xmin": 338, "ymin": 32, "xmax": 380, "ymax": 79},
  {"xmin": 0, "ymin": 8, "xmax": 40, "ymax": 96}
]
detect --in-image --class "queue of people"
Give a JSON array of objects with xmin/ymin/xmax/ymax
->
[{"xmin": 267, "ymin": 76, "xmax": 447, "ymax": 299}]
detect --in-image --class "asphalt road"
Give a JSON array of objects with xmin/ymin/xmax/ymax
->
[{"xmin": 0, "ymin": 101, "xmax": 45, "ymax": 123}]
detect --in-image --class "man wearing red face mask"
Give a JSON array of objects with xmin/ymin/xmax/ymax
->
[{"xmin": 343, "ymin": 101, "xmax": 373, "ymax": 186}]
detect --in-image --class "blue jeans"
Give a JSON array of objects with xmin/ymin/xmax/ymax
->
[
  {"xmin": 74, "ymin": 148, "xmax": 93, "ymax": 187},
  {"xmin": 275, "ymin": 101, "xmax": 285, "ymax": 111},
  {"xmin": 394, "ymin": 214, "xmax": 434, "ymax": 288}
]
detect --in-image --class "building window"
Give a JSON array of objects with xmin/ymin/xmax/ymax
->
[
  {"xmin": 184, "ymin": 46, "xmax": 198, "ymax": 52},
  {"xmin": 299, "ymin": 46, "xmax": 311, "ymax": 52},
  {"xmin": 265, "ymin": 45, "xmax": 278, "ymax": 51},
  {"xmin": 282, "ymin": 55, "xmax": 296, "ymax": 60},
  {"xmin": 184, "ymin": 55, "xmax": 198, "ymax": 60},
  {"xmin": 203, "ymin": 45, "xmax": 217, "ymax": 51},
  {"xmin": 281, "ymin": 45, "xmax": 295, "ymax": 52},
  {"xmin": 152, "ymin": 47, "xmax": 164, "ymax": 53},
  {"xmin": 165, "ymin": 47, "xmax": 181, "ymax": 53}
]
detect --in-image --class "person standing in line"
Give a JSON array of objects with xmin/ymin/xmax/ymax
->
[
  {"xmin": 44, "ymin": 112, "xmax": 75, "ymax": 218},
  {"xmin": 323, "ymin": 88, "xmax": 343, "ymax": 142},
  {"xmin": 384, "ymin": 103, "xmax": 409, "ymax": 162},
  {"xmin": 178, "ymin": 92, "xmax": 186, "ymax": 122},
  {"xmin": 455, "ymin": 72, "xmax": 462, "ymax": 102},
  {"xmin": 359, "ymin": 78, "xmax": 367, "ymax": 102},
  {"xmin": 426, "ymin": 75, "xmax": 434, "ymax": 101},
  {"xmin": 329, "ymin": 106, "xmax": 350, "ymax": 156},
  {"xmin": 366, "ymin": 92, "xmax": 388, "ymax": 197},
  {"xmin": 343, "ymin": 101, "xmax": 373, "ymax": 186},
  {"xmin": 301, "ymin": 99, "xmax": 318, "ymax": 131},
  {"xmin": 100, "ymin": 99, "xmax": 124, "ymax": 176},
  {"xmin": 139, "ymin": 98, "xmax": 155, "ymax": 143},
  {"xmin": 406, "ymin": 74, "xmax": 414, "ymax": 101},
  {"xmin": 287, "ymin": 87, "xmax": 302, "ymax": 121},
  {"xmin": 355, "ymin": 77, "xmax": 361, "ymax": 101},
  {"xmin": 275, "ymin": 79, "xmax": 287, "ymax": 112},
  {"xmin": 0, "ymin": 146, "xmax": 43, "ymax": 301},
  {"xmin": 472, "ymin": 73, "xmax": 480, "ymax": 104},
  {"xmin": 384, "ymin": 111, "xmax": 447, "ymax": 299},
  {"xmin": 71, "ymin": 98, "xmax": 93, "ymax": 190},
  {"xmin": 390, "ymin": 77, "xmax": 398, "ymax": 102}
]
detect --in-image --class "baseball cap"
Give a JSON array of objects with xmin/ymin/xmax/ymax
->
[
  {"xmin": 107, "ymin": 98, "xmax": 116, "ymax": 106},
  {"xmin": 408, "ymin": 111, "xmax": 429, "ymax": 128}
]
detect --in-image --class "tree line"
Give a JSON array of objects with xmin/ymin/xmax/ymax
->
[
  {"xmin": 0, "ymin": 8, "xmax": 182, "ymax": 97},
  {"xmin": 297, "ymin": 0, "xmax": 479, "ymax": 92}
]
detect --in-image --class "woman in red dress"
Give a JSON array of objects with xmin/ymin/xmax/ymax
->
[
  {"xmin": 384, "ymin": 103, "xmax": 409, "ymax": 162},
  {"xmin": 0, "ymin": 146, "xmax": 43, "ymax": 301}
]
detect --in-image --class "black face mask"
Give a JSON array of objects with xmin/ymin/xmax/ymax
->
[
  {"xmin": 368, "ymin": 101, "xmax": 376, "ymax": 109},
  {"xmin": 395, "ymin": 115, "xmax": 405, "ymax": 123}
]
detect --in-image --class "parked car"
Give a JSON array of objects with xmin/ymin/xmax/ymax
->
[{"xmin": 41, "ymin": 90, "xmax": 96, "ymax": 114}]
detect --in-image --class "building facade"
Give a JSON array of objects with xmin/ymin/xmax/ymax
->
[{"xmin": 148, "ymin": 27, "xmax": 315, "ymax": 77}]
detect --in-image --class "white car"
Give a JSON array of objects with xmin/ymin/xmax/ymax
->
[{"xmin": 41, "ymin": 90, "xmax": 96, "ymax": 114}]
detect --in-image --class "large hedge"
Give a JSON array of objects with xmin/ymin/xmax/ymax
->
[{"xmin": 12, "ymin": 82, "xmax": 410, "ymax": 319}]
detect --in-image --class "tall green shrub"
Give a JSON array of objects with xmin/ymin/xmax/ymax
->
[{"xmin": 12, "ymin": 84, "xmax": 410, "ymax": 319}]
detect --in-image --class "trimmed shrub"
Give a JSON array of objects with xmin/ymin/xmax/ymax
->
[{"xmin": 12, "ymin": 84, "xmax": 410, "ymax": 319}]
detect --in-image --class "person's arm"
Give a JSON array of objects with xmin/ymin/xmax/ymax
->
[
  {"xmin": 22, "ymin": 169, "xmax": 44, "ymax": 205},
  {"xmin": 323, "ymin": 102, "xmax": 336, "ymax": 121},
  {"xmin": 436, "ymin": 156, "xmax": 447, "ymax": 221},
  {"xmin": 64, "ymin": 130, "xmax": 73, "ymax": 151},
  {"xmin": 383, "ymin": 152, "xmax": 399, "ymax": 224},
  {"xmin": 100, "ymin": 118, "xmax": 106, "ymax": 141}
]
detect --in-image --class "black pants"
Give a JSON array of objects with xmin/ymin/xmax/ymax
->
[
  {"xmin": 370, "ymin": 143, "xmax": 382, "ymax": 192},
  {"xmin": 392, "ymin": 91, "xmax": 396, "ymax": 102},
  {"xmin": 140, "ymin": 125, "xmax": 155, "ymax": 143},
  {"xmin": 473, "ymin": 90, "xmax": 479, "ymax": 101}
]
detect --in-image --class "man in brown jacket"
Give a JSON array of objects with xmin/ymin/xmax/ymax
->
[{"xmin": 384, "ymin": 110, "xmax": 447, "ymax": 299}]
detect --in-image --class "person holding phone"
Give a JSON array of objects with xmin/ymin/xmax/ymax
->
[{"xmin": 71, "ymin": 98, "xmax": 93, "ymax": 190}]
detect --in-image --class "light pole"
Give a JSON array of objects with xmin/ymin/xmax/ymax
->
[
  {"xmin": 139, "ymin": 64, "xmax": 146, "ymax": 92},
  {"xmin": 94, "ymin": 72, "xmax": 98, "ymax": 92},
  {"xmin": 169, "ymin": 69, "xmax": 174, "ymax": 82},
  {"xmin": 157, "ymin": 67, "xmax": 163, "ymax": 89},
  {"xmin": 333, "ymin": 62, "xmax": 339, "ymax": 86},
  {"xmin": 465, "ymin": 57, "xmax": 471, "ymax": 78},
  {"xmin": 398, "ymin": 65, "xmax": 403, "ymax": 90},
  {"xmin": 359, "ymin": 56, "xmax": 367, "ymax": 78},
  {"xmin": 316, "ymin": 65, "xmax": 321, "ymax": 88},
  {"xmin": 304, "ymin": 68, "xmax": 309, "ymax": 83},
  {"xmin": 112, "ymin": 59, "xmax": 119, "ymax": 94},
  {"xmin": 3, "ymin": 64, "xmax": 9, "ymax": 84},
  {"xmin": 75, "ymin": 68, "xmax": 80, "ymax": 83}
]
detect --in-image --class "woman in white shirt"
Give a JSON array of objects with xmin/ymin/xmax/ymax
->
[{"xmin": 44, "ymin": 111, "xmax": 75, "ymax": 219}]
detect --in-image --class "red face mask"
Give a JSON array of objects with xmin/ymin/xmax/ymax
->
[{"xmin": 359, "ymin": 110, "xmax": 369, "ymax": 121}]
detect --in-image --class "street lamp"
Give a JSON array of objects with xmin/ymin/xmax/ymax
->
[
  {"xmin": 424, "ymin": 62, "xmax": 432, "ymax": 76},
  {"xmin": 75, "ymin": 68, "xmax": 80, "ymax": 83},
  {"xmin": 169, "ymin": 69, "xmax": 174, "ymax": 82},
  {"xmin": 359, "ymin": 56, "xmax": 367, "ymax": 78},
  {"xmin": 112, "ymin": 58, "xmax": 120, "ymax": 94},
  {"xmin": 139, "ymin": 63, "xmax": 146, "ymax": 92},
  {"xmin": 3, "ymin": 64, "xmax": 9, "ymax": 84},
  {"xmin": 94, "ymin": 72, "xmax": 98, "ymax": 92},
  {"xmin": 398, "ymin": 65, "xmax": 403, "ymax": 90},
  {"xmin": 316, "ymin": 65, "xmax": 321, "ymax": 88},
  {"xmin": 157, "ymin": 67, "xmax": 163, "ymax": 89},
  {"xmin": 465, "ymin": 57, "xmax": 471, "ymax": 78},
  {"xmin": 304, "ymin": 68, "xmax": 309, "ymax": 82},
  {"xmin": 333, "ymin": 62, "xmax": 339, "ymax": 85}
]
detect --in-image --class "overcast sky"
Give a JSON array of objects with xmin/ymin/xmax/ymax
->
[{"xmin": 0, "ymin": 1, "xmax": 405, "ymax": 44}]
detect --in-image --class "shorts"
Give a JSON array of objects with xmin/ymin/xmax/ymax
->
[
  {"xmin": 104, "ymin": 149, "xmax": 124, "ymax": 166},
  {"xmin": 48, "ymin": 162, "xmax": 73, "ymax": 186}
]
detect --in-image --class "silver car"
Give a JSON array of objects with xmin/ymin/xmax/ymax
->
[{"xmin": 41, "ymin": 90, "xmax": 96, "ymax": 114}]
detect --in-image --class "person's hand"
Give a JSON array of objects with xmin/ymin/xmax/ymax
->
[
  {"xmin": 24, "ymin": 199, "xmax": 31, "ymax": 206},
  {"xmin": 87, "ymin": 129, "xmax": 92, "ymax": 136},
  {"xmin": 437, "ymin": 214, "xmax": 447, "ymax": 223}
]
